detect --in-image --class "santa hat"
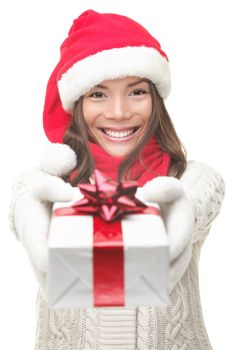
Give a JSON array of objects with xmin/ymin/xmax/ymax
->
[{"xmin": 43, "ymin": 9, "xmax": 171, "ymax": 143}]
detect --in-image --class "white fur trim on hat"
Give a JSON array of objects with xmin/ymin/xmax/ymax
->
[{"xmin": 58, "ymin": 46, "xmax": 171, "ymax": 113}]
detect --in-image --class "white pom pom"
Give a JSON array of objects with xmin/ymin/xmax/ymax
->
[
  {"xmin": 138, "ymin": 176, "xmax": 184, "ymax": 203},
  {"xmin": 40, "ymin": 143, "xmax": 77, "ymax": 176}
]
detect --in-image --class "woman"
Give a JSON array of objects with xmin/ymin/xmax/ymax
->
[{"xmin": 9, "ymin": 9, "xmax": 225, "ymax": 349}]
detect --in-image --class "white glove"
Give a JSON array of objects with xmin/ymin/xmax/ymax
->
[
  {"xmin": 11, "ymin": 143, "xmax": 80, "ymax": 298},
  {"xmin": 136, "ymin": 176, "xmax": 195, "ymax": 292}
]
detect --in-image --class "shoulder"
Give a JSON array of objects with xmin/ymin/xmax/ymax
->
[
  {"xmin": 180, "ymin": 160, "xmax": 225, "ymax": 214},
  {"xmin": 180, "ymin": 160, "xmax": 225, "ymax": 241},
  {"xmin": 180, "ymin": 160, "xmax": 225, "ymax": 193}
]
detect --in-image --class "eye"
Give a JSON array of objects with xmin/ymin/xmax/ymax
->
[
  {"xmin": 130, "ymin": 89, "xmax": 147, "ymax": 96},
  {"xmin": 88, "ymin": 91, "xmax": 106, "ymax": 99}
]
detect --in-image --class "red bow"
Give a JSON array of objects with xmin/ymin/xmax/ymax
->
[
  {"xmin": 54, "ymin": 169, "xmax": 149, "ymax": 222},
  {"xmin": 52, "ymin": 169, "xmax": 161, "ymax": 306}
]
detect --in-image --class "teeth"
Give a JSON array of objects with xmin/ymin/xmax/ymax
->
[{"xmin": 104, "ymin": 128, "xmax": 135, "ymax": 138}]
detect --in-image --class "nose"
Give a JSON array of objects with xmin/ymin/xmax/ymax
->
[{"xmin": 103, "ymin": 96, "xmax": 132, "ymax": 121}]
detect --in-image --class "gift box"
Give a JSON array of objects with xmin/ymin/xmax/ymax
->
[{"xmin": 47, "ymin": 170, "xmax": 169, "ymax": 309}]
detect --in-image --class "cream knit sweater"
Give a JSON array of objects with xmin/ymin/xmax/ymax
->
[{"xmin": 10, "ymin": 160, "xmax": 225, "ymax": 350}]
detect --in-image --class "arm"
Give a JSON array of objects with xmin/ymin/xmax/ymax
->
[
  {"xmin": 180, "ymin": 160, "xmax": 225, "ymax": 243},
  {"xmin": 136, "ymin": 160, "xmax": 225, "ymax": 292},
  {"xmin": 8, "ymin": 143, "xmax": 78, "ymax": 240},
  {"xmin": 8, "ymin": 143, "xmax": 79, "ymax": 298}
]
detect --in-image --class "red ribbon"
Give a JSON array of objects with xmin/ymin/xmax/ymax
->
[{"xmin": 53, "ymin": 169, "xmax": 160, "ymax": 306}]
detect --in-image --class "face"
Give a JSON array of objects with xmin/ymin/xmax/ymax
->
[{"xmin": 82, "ymin": 76, "xmax": 152, "ymax": 157}]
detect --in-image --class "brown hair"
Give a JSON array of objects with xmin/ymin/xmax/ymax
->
[{"xmin": 63, "ymin": 80, "xmax": 187, "ymax": 185}]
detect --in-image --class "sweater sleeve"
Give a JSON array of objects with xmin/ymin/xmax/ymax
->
[
  {"xmin": 8, "ymin": 177, "xmax": 29, "ymax": 241},
  {"xmin": 180, "ymin": 160, "xmax": 225, "ymax": 243},
  {"xmin": 8, "ymin": 167, "xmax": 41, "ymax": 241}
]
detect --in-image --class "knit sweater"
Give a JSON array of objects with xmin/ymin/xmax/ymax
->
[{"xmin": 9, "ymin": 160, "xmax": 225, "ymax": 350}]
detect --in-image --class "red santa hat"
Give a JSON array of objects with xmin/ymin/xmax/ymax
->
[{"xmin": 43, "ymin": 9, "xmax": 171, "ymax": 143}]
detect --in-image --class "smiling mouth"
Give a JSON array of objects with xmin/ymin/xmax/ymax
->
[{"xmin": 99, "ymin": 127, "xmax": 140, "ymax": 138}]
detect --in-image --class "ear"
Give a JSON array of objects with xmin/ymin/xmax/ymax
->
[{"xmin": 39, "ymin": 143, "xmax": 77, "ymax": 177}]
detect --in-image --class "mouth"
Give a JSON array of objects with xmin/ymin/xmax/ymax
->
[{"xmin": 99, "ymin": 127, "xmax": 141, "ymax": 139}]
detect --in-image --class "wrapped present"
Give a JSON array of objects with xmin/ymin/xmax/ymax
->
[{"xmin": 47, "ymin": 169, "xmax": 169, "ymax": 308}]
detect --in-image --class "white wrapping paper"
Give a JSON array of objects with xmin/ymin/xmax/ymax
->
[{"xmin": 47, "ymin": 189, "xmax": 169, "ymax": 309}]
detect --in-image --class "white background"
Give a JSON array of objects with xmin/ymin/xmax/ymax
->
[{"xmin": 0, "ymin": 0, "xmax": 232, "ymax": 348}]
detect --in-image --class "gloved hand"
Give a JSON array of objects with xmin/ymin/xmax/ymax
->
[
  {"xmin": 11, "ymin": 143, "xmax": 81, "ymax": 299},
  {"xmin": 135, "ymin": 176, "xmax": 195, "ymax": 292}
]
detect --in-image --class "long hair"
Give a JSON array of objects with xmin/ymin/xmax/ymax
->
[{"xmin": 63, "ymin": 80, "xmax": 187, "ymax": 185}]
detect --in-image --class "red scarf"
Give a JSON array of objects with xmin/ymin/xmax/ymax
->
[{"xmin": 89, "ymin": 136, "xmax": 170, "ymax": 186}]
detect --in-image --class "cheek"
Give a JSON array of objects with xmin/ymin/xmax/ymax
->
[
  {"xmin": 82, "ymin": 102, "xmax": 98, "ymax": 126},
  {"xmin": 136, "ymin": 98, "xmax": 152, "ymax": 121}
]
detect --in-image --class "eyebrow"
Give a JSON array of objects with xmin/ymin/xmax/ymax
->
[{"xmin": 95, "ymin": 78, "xmax": 148, "ymax": 89}]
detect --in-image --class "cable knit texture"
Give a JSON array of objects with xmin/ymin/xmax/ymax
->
[{"xmin": 9, "ymin": 160, "xmax": 225, "ymax": 350}]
